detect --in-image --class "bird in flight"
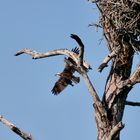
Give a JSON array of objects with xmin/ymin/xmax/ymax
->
[
  {"xmin": 51, "ymin": 47, "xmax": 80, "ymax": 95},
  {"xmin": 51, "ymin": 34, "xmax": 92, "ymax": 95}
]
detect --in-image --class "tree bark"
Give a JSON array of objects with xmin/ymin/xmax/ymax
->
[{"xmin": 90, "ymin": 0, "xmax": 140, "ymax": 139}]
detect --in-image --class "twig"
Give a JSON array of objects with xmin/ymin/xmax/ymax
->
[
  {"xmin": 88, "ymin": 23, "xmax": 102, "ymax": 28},
  {"xmin": 107, "ymin": 122, "xmax": 125, "ymax": 140},
  {"xmin": 125, "ymin": 101, "xmax": 140, "ymax": 106},
  {"xmin": 88, "ymin": 23, "xmax": 102, "ymax": 32},
  {"xmin": 87, "ymin": 0, "xmax": 99, "ymax": 3},
  {"xmin": 0, "ymin": 115, "xmax": 34, "ymax": 140}
]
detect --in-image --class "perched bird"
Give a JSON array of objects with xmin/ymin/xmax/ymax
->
[{"xmin": 51, "ymin": 47, "xmax": 80, "ymax": 95}]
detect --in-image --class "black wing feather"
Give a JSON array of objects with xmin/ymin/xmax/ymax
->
[
  {"xmin": 70, "ymin": 34, "xmax": 84, "ymax": 47},
  {"xmin": 51, "ymin": 77, "xmax": 73, "ymax": 95},
  {"xmin": 71, "ymin": 47, "xmax": 79, "ymax": 54}
]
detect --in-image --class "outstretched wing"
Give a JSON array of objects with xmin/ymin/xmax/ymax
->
[
  {"xmin": 51, "ymin": 77, "xmax": 73, "ymax": 95},
  {"xmin": 51, "ymin": 64, "xmax": 75, "ymax": 95},
  {"xmin": 51, "ymin": 47, "xmax": 81, "ymax": 95}
]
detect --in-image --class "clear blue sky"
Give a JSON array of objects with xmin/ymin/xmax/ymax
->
[{"xmin": 0, "ymin": 0, "xmax": 140, "ymax": 140}]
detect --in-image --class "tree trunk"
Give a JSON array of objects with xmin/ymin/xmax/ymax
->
[{"xmin": 91, "ymin": 0, "xmax": 140, "ymax": 139}]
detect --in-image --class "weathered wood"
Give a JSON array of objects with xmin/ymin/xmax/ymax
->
[
  {"xmin": 15, "ymin": 48, "xmax": 91, "ymax": 71},
  {"xmin": 0, "ymin": 116, "xmax": 34, "ymax": 140},
  {"xmin": 89, "ymin": 0, "xmax": 140, "ymax": 139}
]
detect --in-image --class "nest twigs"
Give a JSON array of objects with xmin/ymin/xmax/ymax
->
[{"xmin": 98, "ymin": 0, "xmax": 140, "ymax": 52}]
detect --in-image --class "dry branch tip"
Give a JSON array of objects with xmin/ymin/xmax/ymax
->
[{"xmin": 0, "ymin": 115, "xmax": 34, "ymax": 140}]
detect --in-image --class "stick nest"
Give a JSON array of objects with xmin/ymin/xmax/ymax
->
[{"xmin": 98, "ymin": 0, "xmax": 140, "ymax": 52}]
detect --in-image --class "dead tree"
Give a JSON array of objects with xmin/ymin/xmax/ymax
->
[
  {"xmin": 1, "ymin": 1, "xmax": 140, "ymax": 140},
  {"xmin": 89, "ymin": 0, "xmax": 140, "ymax": 139}
]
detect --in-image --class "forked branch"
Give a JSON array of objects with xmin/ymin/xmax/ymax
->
[{"xmin": 0, "ymin": 115, "xmax": 34, "ymax": 140}]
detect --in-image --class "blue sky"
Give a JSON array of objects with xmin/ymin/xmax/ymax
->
[{"xmin": 0, "ymin": 0, "xmax": 140, "ymax": 140}]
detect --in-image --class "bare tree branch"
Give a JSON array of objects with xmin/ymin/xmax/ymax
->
[
  {"xmin": 15, "ymin": 48, "xmax": 91, "ymax": 70},
  {"xmin": 81, "ymin": 71, "xmax": 107, "ymax": 117},
  {"xmin": 98, "ymin": 47, "xmax": 120, "ymax": 72},
  {"xmin": 70, "ymin": 34, "xmax": 84, "ymax": 66},
  {"xmin": 15, "ymin": 48, "xmax": 78, "ymax": 62},
  {"xmin": 125, "ymin": 101, "xmax": 140, "ymax": 106},
  {"xmin": 129, "ymin": 66, "xmax": 140, "ymax": 85},
  {"xmin": 98, "ymin": 50, "xmax": 116, "ymax": 72},
  {"xmin": 107, "ymin": 122, "xmax": 125, "ymax": 140},
  {"xmin": 117, "ymin": 65, "xmax": 140, "ymax": 89},
  {"xmin": 0, "ymin": 115, "xmax": 34, "ymax": 140},
  {"xmin": 82, "ymin": 72, "xmax": 100, "ymax": 102}
]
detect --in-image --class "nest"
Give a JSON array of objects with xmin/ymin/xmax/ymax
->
[{"xmin": 98, "ymin": 0, "xmax": 140, "ymax": 52}]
